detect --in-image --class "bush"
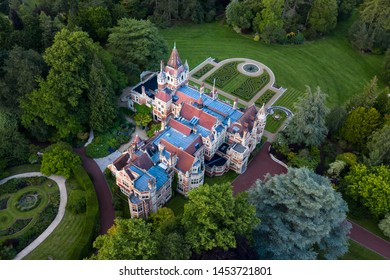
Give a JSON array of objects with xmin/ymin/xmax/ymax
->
[
  {"xmin": 67, "ymin": 190, "xmax": 86, "ymax": 214},
  {"xmin": 379, "ymin": 213, "xmax": 390, "ymax": 238},
  {"xmin": 336, "ymin": 152, "xmax": 358, "ymax": 167}
]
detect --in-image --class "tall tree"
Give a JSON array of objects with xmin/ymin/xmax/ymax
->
[
  {"xmin": 366, "ymin": 125, "xmax": 390, "ymax": 166},
  {"xmin": 88, "ymin": 56, "xmax": 117, "ymax": 133},
  {"xmin": 346, "ymin": 76, "xmax": 380, "ymax": 111},
  {"xmin": 21, "ymin": 29, "xmax": 124, "ymax": 140},
  {"xmin": 182, "ymin": 183, "xmax": 259, "ymax": 254},
  {"xmin": 107, "ymin": 18, "xmax": 168, "ymax": 75},
  {"xmin": 307, "ymin": 0, "xmax": 338, "ymax": 37},
  {"xmin": 257, "ymin": 0, "xmax": 284, "ymax": 44},
  {"xmin": 325, "ymin": 105, "xmax": 347, "ymax": 136},
  {"xmin": 0, "ymin": 46, "xmax": 45, "ymax": 112},
  {"xmin": 341, "ymin": 106, "xmax": 381, "ymax": 149},
  {"xmin": 90, "ymin": 218, "xmax": 157, "ymax": 260},
  {"xmin": 40, "ymin": 142, "xmax": 81, "ymax": 178},
  {"xmin": 248, "ymin": 168, "xmax": 351, "ymax": 260},
  {"xmin": 0, "ymin": 108, "xmax": 28, "ymax": 173},
  {"xmin": 345, "ymin": 164, "xmax": 390, "ymax": 217},
  {"xmin": 225, "ymin": 0, "xmax": 254, "ymax": 30},
  {"xmin": 284, "ymin": 86, "xmax": 329, "ymax": 147}
]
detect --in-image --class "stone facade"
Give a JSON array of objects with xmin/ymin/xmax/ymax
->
[{"xmin": 109, "ymin": 46, "xmax": 266, "ymax": 218}]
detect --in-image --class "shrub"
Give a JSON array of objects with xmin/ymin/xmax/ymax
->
[
  {"xmin": 67, "ymin": 190, "xmax": 86, "ymax": 214},
  {"xmin": 336, "ymin": 152, "xmax": 358, "ymax": 167},
  {"xmin": 378, "ymin": 213, "xmax": 390, "ymax": 238}
]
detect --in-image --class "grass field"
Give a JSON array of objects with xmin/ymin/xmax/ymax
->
[
  {"xmin": 339, "ymin": 240, "xmax": 385, "ymax": 260},
  {"xmin": 265, "ymin": 109, "xmax": 288, "ymax": 133},
  {"xmin": 160, "ymin": 13, "xmax": 383, "ymax": 108},
  {"xmin": 270, "ymin": 88, "xmax": 304, "ymax": 111}
]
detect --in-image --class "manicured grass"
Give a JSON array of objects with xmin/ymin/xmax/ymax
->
[
  {"xmin": 222, "ymin": 71, "xmax": 250, "ymax": 93},
  {"xmin": 192, "ymin": 63, "xmax": 214, "ymax": 79},
  {"xmin": 339, "ymin": 240, "xmax": 385, "ymax": 260},
  {"xmin": 24, "ymin": 185, "xmax": 86, "ymax": 260},
  {"xmin": 256, "ymin": 89, "xmax": 276, "ymax": 106},
  {"xmin": 265, "ymin": 109, "xmax": 288, "ymax": 133},
  {"xmin": 160, "ymin": 13, "xmax": 383, "ymax": 108},
  {"xmin": 273, "ymin": 88, "xmax": 304, "ymax": 111},
  {"xmin": 165, "ymin": 194, "xmax": 188, "ymax": 217},
  {"xmin": 204, "ymin": 170, "xmax": 238, "ymax": 186},
  {"xmin": 231, "ymin": 72, "xmax": 270, "ymax": 101},
  {"xmin": 0, "ymin": 164, "xmax": 41, "ymax": 179},
  {"xmin": 205, "ymin": 61, "xmax": 240, "ymax": 88}
]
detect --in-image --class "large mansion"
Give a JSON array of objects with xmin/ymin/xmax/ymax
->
[{"xmin": 108, "ymin": 46, "xmax": 267, "ymax": 218}]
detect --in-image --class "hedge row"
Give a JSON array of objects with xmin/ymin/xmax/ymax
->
[
  {"xmin": 72, "ymin": 166, "xmax": 99, "ymax": 259},
  {"xmin": 256, "ymin": 90, "xmax": 275, "ymax": 106},
  {"xmin": 231, "ymin": 72, "xmax": 270, "ymax": 101},
  {"xmin": 205, "ymin": 62, "xmax": 240, "ymax": 88},
  {"xmin": 192, "ymin": 63, "xmax": 214, "ymax": 79}
]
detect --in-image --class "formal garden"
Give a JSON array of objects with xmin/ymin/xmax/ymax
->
[
  {"xmin": 0, "ymin": 177, "xmax": 59, "ymax": 258},
  {"xmin": 203, "ymin": 61, "xmax": 271, "ymax": 101},
  {"xmin": 192, "ymin": 63, "xmax": 215, "ymax": 79}
]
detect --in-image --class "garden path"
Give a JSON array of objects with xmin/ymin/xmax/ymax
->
[{"xmin": 0, "ymin": 172, "xmax": 67, "ymax": 260}]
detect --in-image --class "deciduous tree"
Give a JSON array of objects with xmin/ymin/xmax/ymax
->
[
  {"xmin": 307, "ymin": 0, "xmax": 338, "ymax": 37},
  {"xmin": 40, "ymin": 142, "xmax": 81, "ymax": 178},
  {"xmin": 91, "ymin": 218, "xmax": 157, "ymax": 260},
  {"xmin": 341, "ymin": 106, "xmax": 381, "ymax": 149},
  {"xmin": 248, "ymin": 168, "xmax": 351, "ymax": 259},
  {"xmin": 379, "ymin": 213, "xmax": 390, "ymax": 238},
  {"xmin": 182, "ymin": 183, "xmax": 258, "ymax": 254},
  {"xmin": 345, "ymin": 164, "xmax": 390, "ymax": 217}
]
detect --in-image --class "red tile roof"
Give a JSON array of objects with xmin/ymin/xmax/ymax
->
[
  {"xmin": 180, "ymin": 103, "xmax": 217, "ymax": 130},
  {"xmin": 132, "ymin": 153, "xmax": 154, "ymax": 170},
  {"xmin": 229, "ymin": 105, "xmax": 258, "ymax": 136},
  {"xmin": 113, "ymin": 153, "xmax": 130, "ymax": 170},
  {"xmin": 155, "ymin": 90, "xmax": 172, "ymax": 102},
  {"xmin": 160, "ymin": 138, "xmax": 195, "ymax": 172},
  {"xmin": 184, "ymin": 135, "xmax": 203, "ymax": 155},
  {"xmin": 168, "ymin": 118, "xmax": 192, "ymax": 136}
]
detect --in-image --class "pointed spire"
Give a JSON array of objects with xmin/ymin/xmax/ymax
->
[
  {"xmin": 167, "ymin": 43, "xmax": 182, "ymax": 69},
  {"xmin": 174, "ymin": 41, "xmax": 176, "ymax": 49}
]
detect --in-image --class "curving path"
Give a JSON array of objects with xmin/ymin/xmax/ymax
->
[
  {"xmin": 75, "ymin": 148, "xmax": 115, "ymax": 234},
  {"xmin": 0, "ymin": 172, "xmax": 67, "ymax": 260}
]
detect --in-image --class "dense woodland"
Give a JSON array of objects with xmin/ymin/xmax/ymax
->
[{"xmin": 0, "ymin": 0, "xmax": 389, "ymax": 260}]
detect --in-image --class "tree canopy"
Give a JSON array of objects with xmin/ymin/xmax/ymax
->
[
  {"xmin": 182, "ymin": 183, "xmax": 259, "ymax": 254},
  {"xmin": 284, "ymin": 86, "xmax": 329, "ymax": 147},
  {"xmin": 341, "ymin": 106, "xmax": 381, "ymax": 149},
  {"xmin": 21, "ymin": 28, "xmax": 124, "ymax": 140},
  {"xmin": 367, "ymin": 124, "xmax": 390, "ymax": 166},
  {"xmin": 345, "ymin": 164, "xmax": 390, "ymax": 217},
  {"xmin": 91, "ymin": 218, "xmax": 157, "ymax": 260},
  {"xmin": 248, "ymin": 168, "xmax": 351, "ymax": 260},
  {"xmin": 107, "ymin": 18, "xmax": 168, "ymax": 75},
  {"xmin": 40, "ymin": 142, "xmax": 81, "ymax": 178}
]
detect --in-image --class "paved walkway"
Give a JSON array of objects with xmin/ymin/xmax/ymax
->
[
  {"xmin": 0, "ymin": 172, "xmax": 67, "ymax": 260},
  {"xmin": 75, "ymin": 148, "xmax": 115, "ymax": 234},
  {"xmin": 349, "ymin": 221, "xmax": 390, "ymax": 259},
  {"xmin": 232, "ymin": 142, "xmax": 287, "ymax": 194}
]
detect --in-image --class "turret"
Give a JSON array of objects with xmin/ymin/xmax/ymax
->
[{"xmin": 157, "ymin": 60, "xmax": 166, "ymax": 90}]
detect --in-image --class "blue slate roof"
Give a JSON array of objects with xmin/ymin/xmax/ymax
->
[
  {"xmin": 129, "ymin": 194, "xmax": 142, "ymax": 204},
  {"xmin": 151, "ymin": 152, "xmax": 160, "ymax": 163},
  {"xmin": 148, "ymin": 166, "xmax": 170, "ymax": 191},
  {"xmin": 178, "ymin": 85, "xmax": 243, "ymax": 125},
  {"xmin": 179, "ymin": 118, "xmax": 210, "ymax": 138},
  {"xmin": 153, "ymin": 126, "xmax": 199, "ymax": 150},
  {"xmin": 129, "ymin": 165, "xmax": 143, "ymax": 175},
  {"xmin": 134, "ymin": 173, "xmax": 152, "ymax": 192}
]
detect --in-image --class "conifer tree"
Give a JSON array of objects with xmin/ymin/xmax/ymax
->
[{"xmin": 249, "ymin": 168, "xmax": 351, "ymax": 260}]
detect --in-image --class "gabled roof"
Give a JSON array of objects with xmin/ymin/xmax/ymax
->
[
  {"xmin": 168, "ymin": 118, "xmax": 192, "ymax": 136},
  {"xmin": 180, "ymin": 103, "xmax": 217, "ymax": 130},
  {"xmin": 167, "ymin": 46, "xmax": 182, "ymax": 69},
  {"xmin": 113, "ymin": 153, "xmax": 130, "ymax": 170},
  {"xmin": 228, "ymin": 105, "xmax": 258, "ymax": 136},
  {"xmin": 160, "ymin": 138, "xmax": 195, "ymax": 172},
  {"xmin": 155, "ymin": 90, "xmax": 172, "ymax": 102},
  {"xmin": 184, "ymin": 135, "xmax": 203, "ymax": 155},
  {"xmin": 132, "ymin": 153, "xmax": 154, "ymax": 170}
]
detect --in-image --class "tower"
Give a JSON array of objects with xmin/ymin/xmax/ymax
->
[
  {"xmin": 157, "ymin": 60, "xmax": 166, "ymax": 90},
  {"xmin": 164, "ymin": 44, "xmax": 189, "ymax": 89},
  {"xmin": 254, "ymin": 104, "xmax": 267, "ymax": 143}
]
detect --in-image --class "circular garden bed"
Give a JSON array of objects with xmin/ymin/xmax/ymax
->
[{"xmin": 0, "ymin": 177, "xmax": 60, "ymax": 259}]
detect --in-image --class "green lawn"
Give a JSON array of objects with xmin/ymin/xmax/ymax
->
[
  {"xmin": 0, "ymin": 165, "xmax": 41, "ymax": 179},
  {"xmin": 265, "ymin": 109, "xmax": 288, "ymax": 133},
  {"xmin": 273, "ymin": 88, "xmax": 304, "ymax": 111},
  {"xmin": 204, "ymin": 170, "xmax": 238, "ymax": 186},
  {"xmin": 339, "ymin": 240, "xmax": 385, "ymax": 260},
  {"xmin": 165, "ymin": 194, "xmax": 188, "ymax": 217},
  {"xmin": 160, "ymin": 14, "xmax": 383, "ymax": 108}
]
